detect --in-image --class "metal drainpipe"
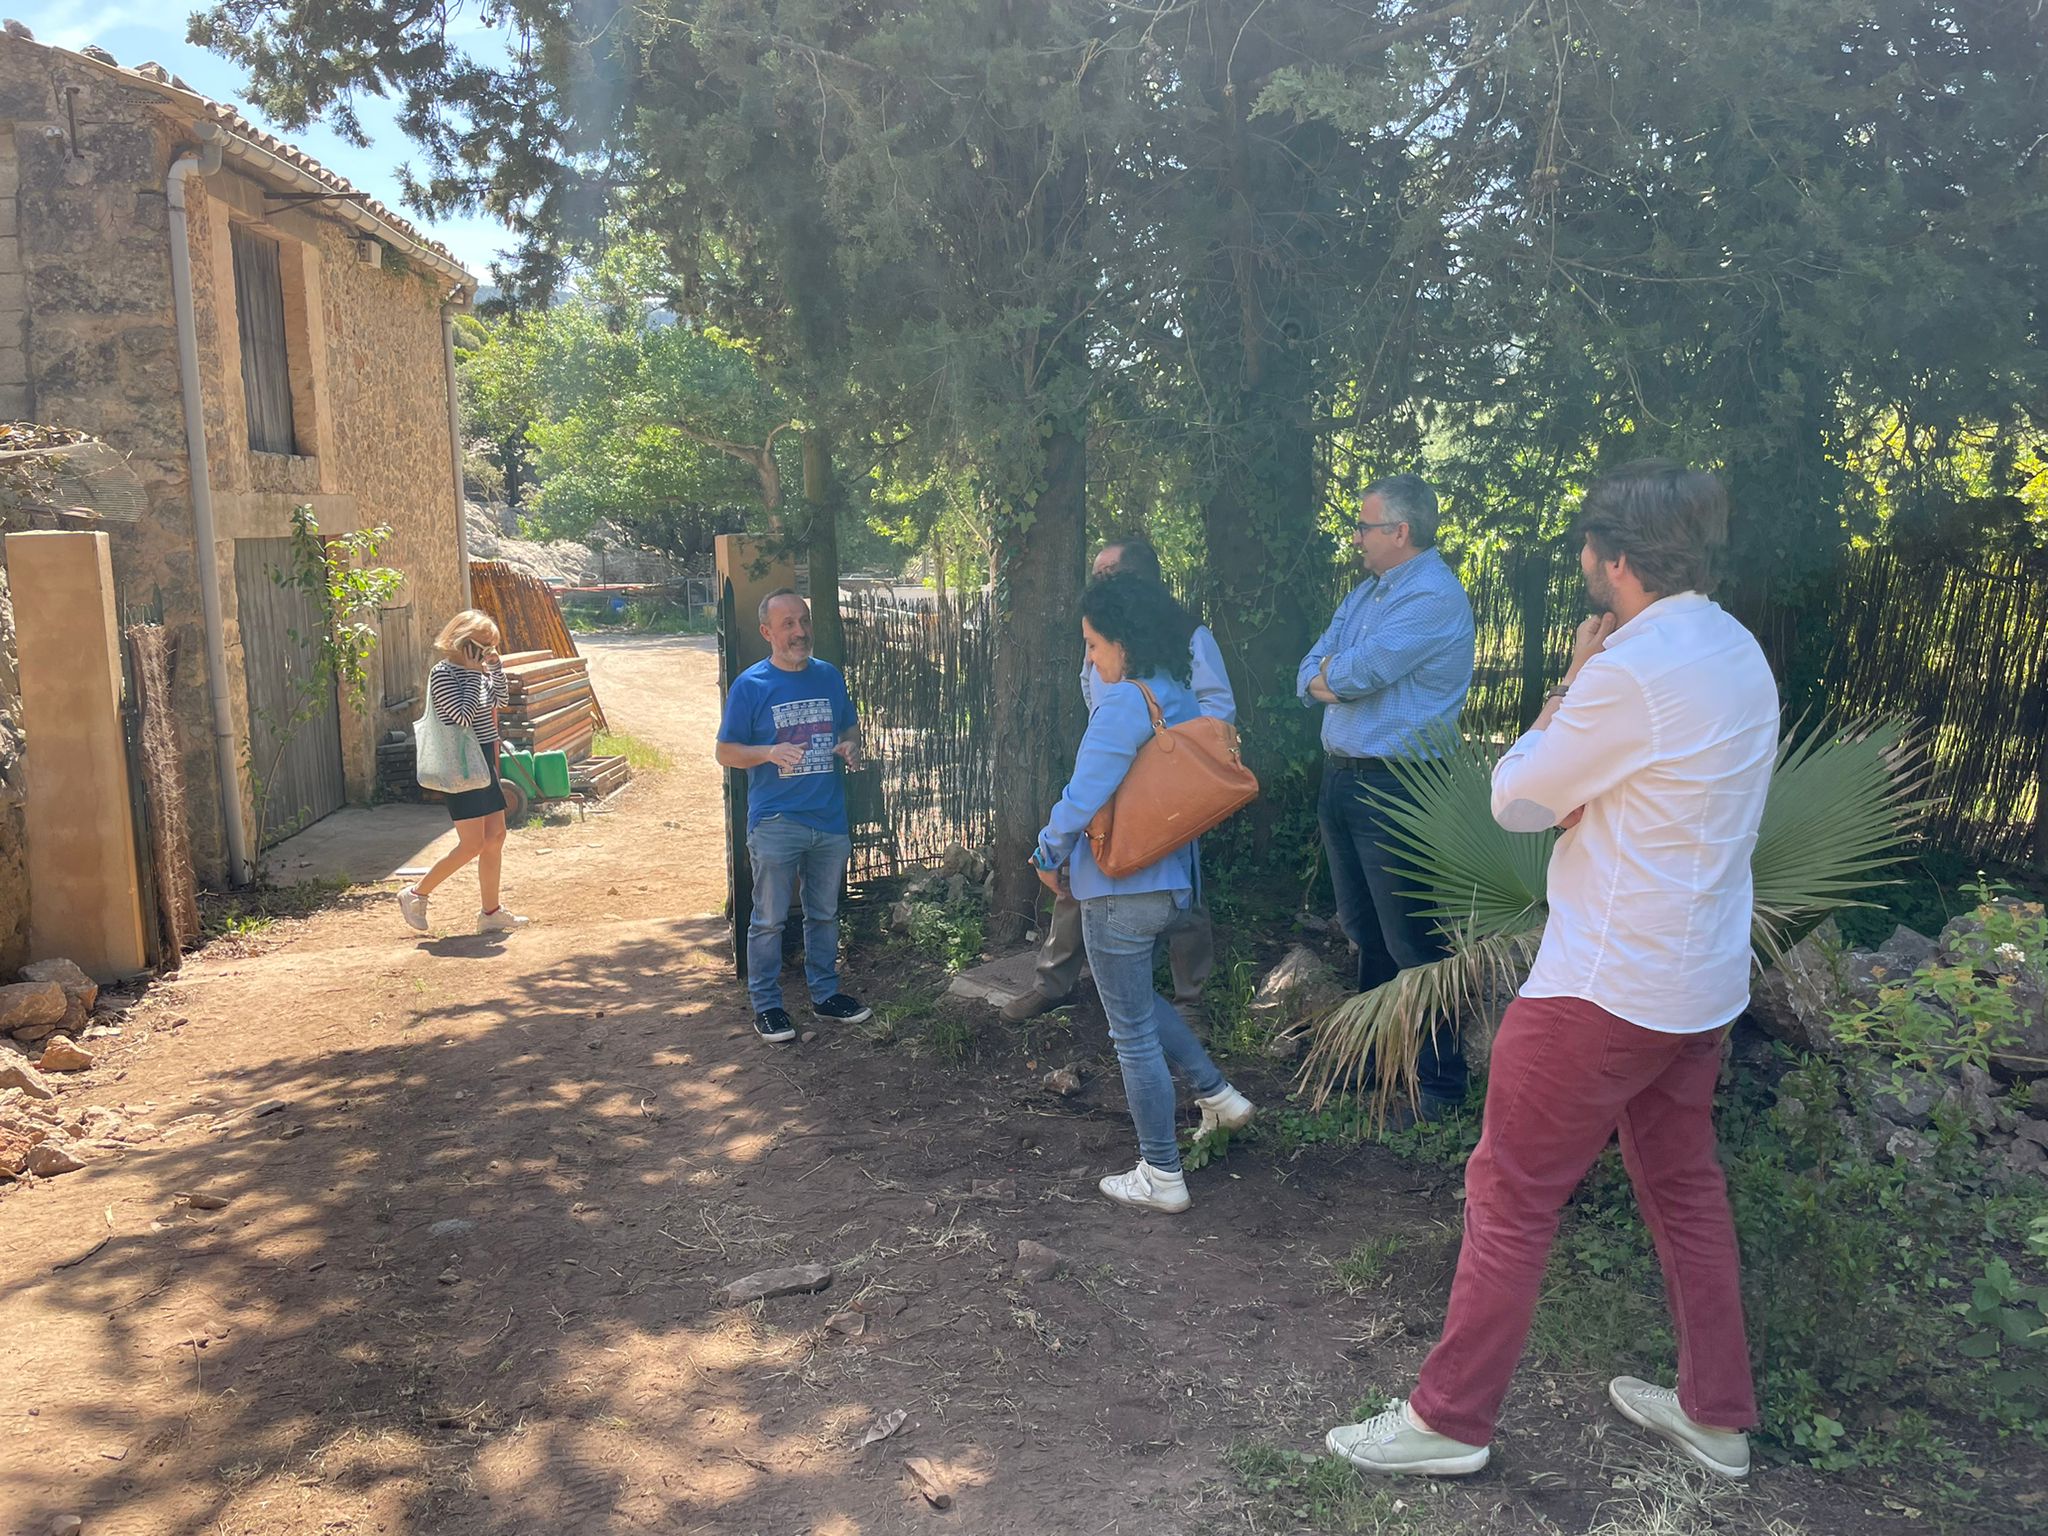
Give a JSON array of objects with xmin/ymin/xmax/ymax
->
[
  {"xmin": 440, "ymin": 293, "xmax": 473, "ymax": 607},
  {"xmin": 166, "ymin": 143, "xmax": 253, "ymax": 887}
]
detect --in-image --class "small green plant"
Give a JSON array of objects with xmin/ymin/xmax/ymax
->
[
  {"xmin": 592, "ymin": 728, "xmax": 673, "ymax": 772},
  {"xmin": 1326, "ymin": 1234, "xmax": 1410, "ymax": 1297},
  {"xmin": 1223, "ymin": 1442, "xmax": 1420, "ymax": 1534},
  {"xmin": 919, "ymin": 1009, "xmax": 975, "ymax": 1063},
  {"xmin": 199, "ymin": 877, "xmax": 351, "ymax": 942},
  {"xmin": 906, "ymin": 899, "xmax": 984, "ymax": 971}
]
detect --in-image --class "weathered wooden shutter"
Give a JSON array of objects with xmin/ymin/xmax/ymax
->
[{"xmin": 231, "ymin": 225, "xmax": 297, "ymax": 455}]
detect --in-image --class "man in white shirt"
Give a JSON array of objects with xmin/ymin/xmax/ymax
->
[
  {"xmin": 1001, "ymin": 537, "xmax": 1235, "ymax": 1023},
  {"xmin": 1327, "ymin": 462, "xmax": 1776, "ymax": 1484}
]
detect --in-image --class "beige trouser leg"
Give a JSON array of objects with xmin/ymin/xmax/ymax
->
[{"xmin": 1036, "ymin": 890, "xmax": 1214, "ymax": 1006}]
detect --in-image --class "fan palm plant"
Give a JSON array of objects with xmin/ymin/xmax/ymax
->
[{"xmin": 1298, "ymin": 718, "xmax": 1928, "ymax": 1122}]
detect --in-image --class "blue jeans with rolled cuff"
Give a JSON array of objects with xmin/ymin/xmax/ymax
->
[{"xmin": 1080, "ymin": 889, "xmax": 1228, "ymax": 1172}]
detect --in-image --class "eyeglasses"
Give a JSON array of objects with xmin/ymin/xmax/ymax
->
[{"xmin": 1356, "ymin": 519, "xmax": 1404, "ymax": 534}]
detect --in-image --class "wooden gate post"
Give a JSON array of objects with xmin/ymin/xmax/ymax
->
[
  {"xmin": 715, "ymin": 535, "xmax": 800, "ymax": 976},
  {"xmin": 6, "ymin": 531, "xmax": 149, "ymax": 979}
]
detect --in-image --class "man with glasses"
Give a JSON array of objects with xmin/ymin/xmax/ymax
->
[{"xmin": 1297, "ymin": 473, "xmax": 1477, "ymax": 1122}]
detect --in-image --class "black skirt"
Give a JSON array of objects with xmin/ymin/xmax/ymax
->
[{"xmin": 444, "ymin": 778, "xmax": 508, "ymax": 822}]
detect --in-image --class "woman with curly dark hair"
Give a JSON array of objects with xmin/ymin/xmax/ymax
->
[{"xmin": 1033, "ymin": 574, "xmax": 1255, "ymax": 1214}]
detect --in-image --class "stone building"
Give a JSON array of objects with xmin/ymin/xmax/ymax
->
[{"xmin": 0, "ymin": 27, "xmax": 476, "ymax": 889}]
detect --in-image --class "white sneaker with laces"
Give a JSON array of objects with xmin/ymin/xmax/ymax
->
[
  {"xmin": 1607, "ymin": 1376, "xmax": 1750, "ymax": 1480},
  {"xmin": 1325, "ymin": 1399, "xmax": 1489, "ymax": 1477},
  {"xmin": 477, "ymin": 907, "xmax": 530, "ymax": 934},
  {"xmin": 397, "ymin": 886, "xmax": 430, "ymax": 933},
  {"xmin": 1098, "ymin": 1160, "xmax": 1191, "ymax": 1213},
  {"xmin": 1195, "ymin": 1083, "xmax": 1256, "ymax": 1137}
]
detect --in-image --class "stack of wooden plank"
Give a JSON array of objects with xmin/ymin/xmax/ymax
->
[
  {"xmin": 471, "ymin": 560, "xmax": 609, "ymax": 730},
  {"xmin": 499, "ymin": 650, "xmax": 600, "ymax": 763},
  {"xmin": 572, "ymin": 755, "xmax": 632, "ymax": 799}
]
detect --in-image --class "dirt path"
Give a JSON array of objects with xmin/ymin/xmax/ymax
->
[{"xmin": 0, "ymin": 634, "xmax": 1907, "ymax": 1536}]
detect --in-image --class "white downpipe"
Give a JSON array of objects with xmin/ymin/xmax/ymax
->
[
  {"xmin": 441, "ymin": 296, "xmax": 473, "ymax": 607},
  {"xmin": 166, "ymin": 144, "xmax": 253, "ymax": 887}
]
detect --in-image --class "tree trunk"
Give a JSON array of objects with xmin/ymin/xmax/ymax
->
[
  {"xmin": 987, "ymin": 425, "xmax": 1087, "ymax": 946},
  {"xmin": 802, "ymin": 427, "xmax": 844, "ymax": 664}
]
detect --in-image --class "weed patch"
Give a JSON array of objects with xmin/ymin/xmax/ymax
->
[{"xmin": 592, "ymin": 729, "xmax": 673, "ymax": 773}]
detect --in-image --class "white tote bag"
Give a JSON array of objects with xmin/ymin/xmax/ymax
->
[{"xmin": 414, "ymin": 707, "xmax": 492, "ymax": 794}]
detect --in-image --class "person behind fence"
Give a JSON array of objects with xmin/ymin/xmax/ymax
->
[
  {"xmin": 1005, "ymin": 537, "xmax": 1237, "ymax": 1027},
  {"xmin": 1298, "ymin": 472, "xmax": 1476, "ymax": 1123},
  {"xmin": 716, "ymin": 589, "xmax": 872, "ymax": 1044},
  {"xmin": 1325, "ymin": 461, "xmax": 1774, "ymax": 1482},
  {"xmin": 397, "ymin": 610, "xmax": 529, "ymax": 935},
  {"xmin": 1033, "ymin": 573, "xmax": 1256, "ymax": 1214}
]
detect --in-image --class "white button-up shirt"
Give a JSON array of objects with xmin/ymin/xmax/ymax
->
[{"xmin": 1491, "ymin": 592, "xmax": 1779, "ymax": 1033}]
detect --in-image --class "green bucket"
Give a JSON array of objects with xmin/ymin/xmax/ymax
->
[{"xmin": 532, "ymin": 750, "xmax": 572, "ymax": 799}]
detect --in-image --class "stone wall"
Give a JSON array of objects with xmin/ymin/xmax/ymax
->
[
  {"xmin": 0, "ymin": 557, "xmax": 28, "ymax": 970},
  {"xmin": 0, "ymin": 36, "xmax": 470, "ymax": 882}
]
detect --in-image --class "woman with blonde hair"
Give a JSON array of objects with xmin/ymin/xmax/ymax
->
[{"xmin": 396, "ymin": 609, "xmax": 528, "ymax": 935}]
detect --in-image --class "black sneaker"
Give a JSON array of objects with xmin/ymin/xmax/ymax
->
[
  {"xmin": 754, "ymin": 1007, "xmax": 798, "ymax": 1043},
  {"xmin": 812, "ymin": 993, "xmax": 872, "ymax": 1025}
]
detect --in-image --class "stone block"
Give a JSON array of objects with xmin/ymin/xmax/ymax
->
[
  {"xmin": 35, "ymin": 336, "xmax": 121, "ymax": 393},
  {"xmin": 0, "ymin": 268, "xmax": 23, "ymax": 311},
  {"xmin": 0, "ymin": 200, "xmax": 16, "ymax": 239},
  {"xmin": 0, "ymin": 348, "xmax": 26, "ymax": 387},
  {"xmin": 0, "ymin": 236, "xmax": 19, "ymax": 275},
  {"xmin": 79, "ymin": 122, "xmax": 159, "ymax": 185},
  {"xmin": 18, "ymin": 257, "xmax": 162, "ymax": 317},
  {"xmin": 0, "ymin": 385, "xmax": 29, "ymax": 420},
  {"xmin": 17, "ymin": 190, "xmax": 106, "ymax": 258}
]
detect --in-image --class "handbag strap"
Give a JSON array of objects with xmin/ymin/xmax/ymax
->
[{"xmin": 1130, "ymin": 679, "xmax": 1168, "ymax": 737}]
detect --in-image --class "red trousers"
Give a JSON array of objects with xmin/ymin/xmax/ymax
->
[{"xmin": 1409, "ymin": 994, "xmax": 1758, "ymax": 1445}]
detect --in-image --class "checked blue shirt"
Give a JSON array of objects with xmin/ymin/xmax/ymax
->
[{"xmin": 1296, "ymin": 548, "xmax": 1475, "ymax": 759}]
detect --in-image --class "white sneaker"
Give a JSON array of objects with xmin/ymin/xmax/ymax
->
[
  {"xmin": 1608, "ymin": 1377, "xmax": 1750, "ymax": 1480},
  {"xmin": 477, "ymin": 907, "xmax": 530, "ymax": 934},
  {"xmin": 1195, "ymin": 1083, "xmax": 1256, "ymax": 1137},
  {"xmin": 1098, "ymin": 1160, "xmax": 1190, "ymax": 1213},
  {"xmin": 1325, "ymin": 1399, "xmax": 1489, "ymax": 1477},
  {"xmin": 397, "ymin": 886, "xmax": 429, "ymax": 933}
]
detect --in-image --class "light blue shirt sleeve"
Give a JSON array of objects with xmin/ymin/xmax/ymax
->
[
  {"xmin": 1079, "ymin": 655, "xmax": 1098, "ymax": 714},
  {"xmin": 1190, "ymin": 625, "xmax": 1236, "ymax": 723},
  {"xmin": 1036, "ymin": 683, "xmax": 1155, "ymax": 866},
  {"xmin": 1297, "ymin": 593, "xmax": 1354, "ymax": 704},
  {"xmin": 1323, "ymin": 581, "xmax": 1469, "ymax": 700}
]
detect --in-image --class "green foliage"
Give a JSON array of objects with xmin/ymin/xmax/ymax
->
[
  {"xmin": 902, "ymin": 897, "xmax": 985, "ymax": 974},
  {"xmin": 246, "ymin": 507, "xmax": 400, "ymax": 879},
  {"xmin": 1323, "ymin": 1235, "xmax": 1410, "ymax": 1298},
  {"xmin": 590, "ymin": 730, "xmax": 672, "ymax": 774}
]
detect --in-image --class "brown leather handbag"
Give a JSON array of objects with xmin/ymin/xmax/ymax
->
[{"xmin": 1085, "ymin": 681, "xmax": 1260, "ymax": 877}]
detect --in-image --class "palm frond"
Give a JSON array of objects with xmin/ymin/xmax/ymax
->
[
  {"xmin": 1298, "ymin": 926, "xmax": 1543, "ymax": 1121},
  {"xmin": 1297, "ymin": 713, "xmax": 1927, "ymax": 1123},
  {"xmin": 1365, "ymin": 729, "xmax": 1554, "ymax": 941},
  {"xmin": 1749, "ymin": 716, "xmax": 1929, "ymax": 964}
]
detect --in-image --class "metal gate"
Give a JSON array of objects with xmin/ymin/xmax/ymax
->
[{"xmin": 234, "ymin": 536, "xmax": 345, "ymax": 844}]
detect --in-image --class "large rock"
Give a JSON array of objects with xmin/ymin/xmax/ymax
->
[
  {"xmin": 20, "ymin": 959, "xmax": 96, "ymax": 1034},
  {"xmin": 0, "ymin": 1118, "xmax": 48, "ymax": 1174},
  {"xmin": 718, "ymin": 1263, "xmax": 833, "ymax": 1305},
  {"xmin": 1747, "ymin": 919, "xmax": 1848, "ymax": 1053},
  {"xmin": 0, "ymin": 1059, "xmax": 56, "ymax": 1100},
  {"xmin": 24, "ymin": 1133, "xmax": 86, "ymax": 1176},
  {"xmin": 0, "ymin": 981, "xmax": 66, "ymax": 1033},
  {"xmin": 36, "ymin": 1036, "xmax": 93, "ymax": 1073},
  {"xmin": 1254, "ymin": 945, "xmax": 1348, "ymax": 1025},
  {"xmin": 1876, "ymin": 925, "xmax": 1939, "ymax": 976}
]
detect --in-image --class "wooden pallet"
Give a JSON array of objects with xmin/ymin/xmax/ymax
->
[{"xmin": 571, "ymin": 754, "xmax": 632, "ymax": 799}]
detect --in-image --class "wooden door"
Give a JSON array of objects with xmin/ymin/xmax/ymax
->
[{"xmin": 234, "ymin": 537, "xmax": 346, "ymax": 844}]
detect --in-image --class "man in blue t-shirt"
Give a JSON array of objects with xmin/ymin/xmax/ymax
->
[{"xmin": 716, "ymin": 589, "xmax": 872, "ymax": 1042}]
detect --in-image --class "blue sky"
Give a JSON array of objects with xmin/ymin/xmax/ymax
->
[{"xmin": 24, "ymin": 2, "xmax": 516, "ymax": 278}]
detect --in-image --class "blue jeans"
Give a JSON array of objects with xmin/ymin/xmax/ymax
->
[
  {"xmin": 1080, "ymin": 890, "xmax": 1227, "ymax": 1173},
  {"xmin": 1318, "ymin": 758, "xmax": 1469, "ymax": 1105},
  {"xmin": 745, "ymin": 817, "xmax": 852, "ymax": 1015}
]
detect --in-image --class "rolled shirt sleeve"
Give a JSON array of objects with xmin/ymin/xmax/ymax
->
[
  {"xmin": 1491, "ymin": 658, "xmax": 1655, "ymax": 832},
  {"xmin": 1296, "ymin": 599, "xmax": 1352, "ymax": 704}
]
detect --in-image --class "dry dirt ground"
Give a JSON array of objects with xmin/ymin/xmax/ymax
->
[{"xmin": 0, "ymin": 635, "xmax": 1956, "ymax": 1536}]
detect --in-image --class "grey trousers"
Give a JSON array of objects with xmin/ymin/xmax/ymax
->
[{"xmin": 1035, "ymin": 887, "xmax": 1215, "ymax": 1007}]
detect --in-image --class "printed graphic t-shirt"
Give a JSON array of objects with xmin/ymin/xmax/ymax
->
[{"xmin": 717, "ymin": 656, "xmax": 859, "ymax": 833}]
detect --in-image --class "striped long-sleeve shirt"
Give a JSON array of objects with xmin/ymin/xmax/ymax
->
[{"xmin": 429, "ymin": 658, "xmax": 509, "ymax": 752}]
